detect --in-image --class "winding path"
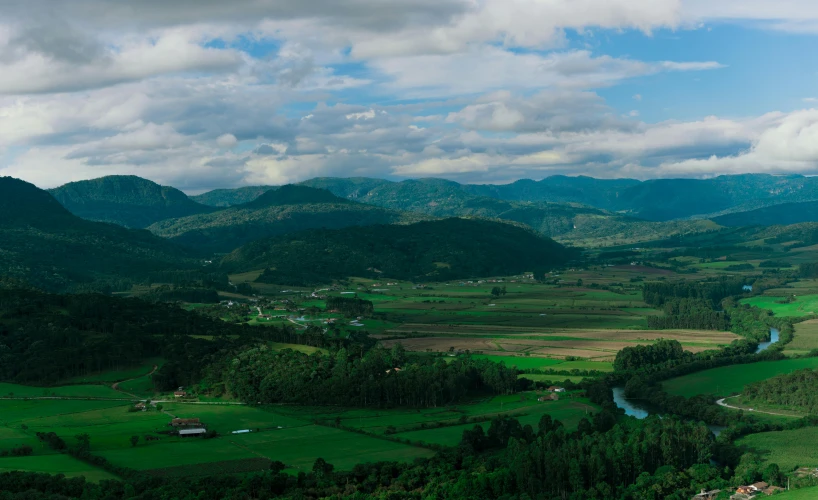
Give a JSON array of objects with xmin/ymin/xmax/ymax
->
[
  {"xmin": 111, "ymin": 364, "xmax": 158, "ymax": 398},
  {"xmin": 716, "ymin": 395, "xmax": 798, "ymax": 418}
]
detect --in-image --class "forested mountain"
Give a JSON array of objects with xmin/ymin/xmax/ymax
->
[
  {"xmin": 190, "ymin": 185, "xmax": 277, "ymax": 207},
  {"xmin": 49, "ymin": 175, "xmax": 213, "ymax": 228},
  {"xmin": 222, "ymin": 218, "xmax": 578, "ymax": 285},
  {"xmin": 712, "ymin": 200, "xmax": 818, "ymax": 227},
  {"xmin": 0, "ymin": 177, "xmax": 195, "ymax": 292},
  {"xmin": 148, "ymin": 185, "xmax": 427, "ymax": 253}
]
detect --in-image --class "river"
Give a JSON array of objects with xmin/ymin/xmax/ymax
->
[
  {"xmin": 755, "ymin": 327, "xmax": 780, "ymax": 353},
  {"xmin": 611, "ymin": 326, "xmax": 780, "ymax": 432}
]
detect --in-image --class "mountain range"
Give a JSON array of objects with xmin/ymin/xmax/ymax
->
[{"xmin": 0, "ymin": 177, "xmax": 195, "ymax": 292}]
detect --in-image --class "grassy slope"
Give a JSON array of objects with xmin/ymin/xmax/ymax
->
[
  {"xmin": 662, "ymin": 358, "xmax": 818, "ymax": 398},
  {"xmin": 737, "ymin": 427, "xmax": 818, "ymax": 470}
]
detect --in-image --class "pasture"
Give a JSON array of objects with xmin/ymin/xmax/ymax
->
[
  {"xmin": 662, "ymin": 358, "xmax": 818, "ymax": 398},
  {"xmin": 785, "ymin": 319, "xmax": 818, "ymax": 356},
  {"xmin": 0, "ymin": 454, "xmax": 117, "ymax": 482},
  {"xmin": 737, "ymin": 427, "xmax": 818, "ymax": 471},
  {"xmin": 0, "ymin": 383, "xmax": 125, "ymax": 399},
  {"xmin": 740, "ymin": 295, "xmax": 818, "ymax": 318},
  {"xmin": 64, "ymin": 358, "xmax": 163, "ymax": 385}
]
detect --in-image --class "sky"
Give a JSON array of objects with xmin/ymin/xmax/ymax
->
[{"xmin": 1, "ymin": 1, "xmax": 818, "ymax": 192}]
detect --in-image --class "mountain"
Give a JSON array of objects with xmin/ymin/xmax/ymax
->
[
  {"xmin": 242, "ymin": 184, "xmax": 352, "ymax": 209},
  {"xmin": 148, "ymin": 185, "xmax": 428, "ymax": 253},
  {"xmin": 463, "ymin": 175, "xmax": 641, "ymax": 206},
  {"xmin": 49, "ymin": 175, "xmax": 213, "ymax": 228},
  {"xmin": 711, "ymin": 201, "xmax": 818, "ymax": 227},
  {"xmin": 191, "ymin": 185, "xmax": 278, "ymax": 207},
  {"xmin": 221, "ymin": 218, "xmax": 578, "ymax": 285},
  {"xmin": 0, "ymin": 177, "xmax": 195, "ymax": 291}
]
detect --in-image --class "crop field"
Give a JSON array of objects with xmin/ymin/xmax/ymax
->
[
  {"xmin": 740, "ymin": 295, "xmax": 818, "ymax": 317},
  {"xmin": 737, "ymin": 427, "xmax": 818, "ymax": 471},
  {"xmin": 663, "ymin": 358, "xmax": 818, "ymax": 398},
  {"xmin": 785, "ymin": 319, "xmax": 818, "ymax": 356},
  {"xmin": 380, "ymin": 327, "xmax": 737, "ymax": 364}
]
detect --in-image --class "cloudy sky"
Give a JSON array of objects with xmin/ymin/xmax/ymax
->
[{"xmin": 1, "ymin": 0, "xmax": 818, "ymax": 191}]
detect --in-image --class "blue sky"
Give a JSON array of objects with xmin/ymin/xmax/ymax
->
[{"xmin": 1, "ymin": 0, "xmax": 818, "ymax": 191}]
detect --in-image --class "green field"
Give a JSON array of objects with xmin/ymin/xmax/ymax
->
[
  {"xmin": 472, "ymin": 355, "xmax": 563, "ymax": 369},
  {"xmin": 394, "ymin": 398, "xmax": 598, "ymax": 447},
  {"xmin": 740, "ymin": 295, "xmax": 818, "ymax": 317},
  {"xmin": 737, "ymin": 427, "xmax": 818, "ymax": 471},
  {"xmin": 0, "ymin": 383, "xmax": 126, "ymax": 399},
  {"xmin": 773, "ymin": 486, "xmax": 818, "ymax": 499},
  {"xmin": 662, "ymin": 358, "xmax": 818, "ymax": 398},
  {"xmin": 0, "ymin": 454, "xmax": 117, "ymax": 482},
  {"xmin": 786, "ymin": 320, "xmax": 818, "ymax": 355}
]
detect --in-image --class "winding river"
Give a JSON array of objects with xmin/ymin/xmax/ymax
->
[{"xmin": 611, "ymin": 328, "xmax": 780, "ymax": 435}]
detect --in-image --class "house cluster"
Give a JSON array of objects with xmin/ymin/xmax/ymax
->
[
  {"xmin": 174, "ymin": 387, "xmax": 189, "ymax": 398},
  {"xmin": 170, "ymin": 418, "xmax": 207, "ymax": 438},
  {"xmin": 728, "ymin": 482, "xmax": 784, "ymax": 499},
  {"xmin": 538, "ymin": 387, "xmax": 566, "ymax": 402}
]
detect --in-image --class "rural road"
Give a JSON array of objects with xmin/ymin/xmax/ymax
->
[{"xmin": 716, "ymin": 395, "xmax": 797, "ymax": 417}]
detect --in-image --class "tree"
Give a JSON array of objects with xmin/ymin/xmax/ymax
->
[
  {"xmin": 130, "ymin": 435, "xmax": 139, "ymax": 447},
  {"xmin": 491, "ymin": 286, "xmax": 503, "ymax": 298},
  {"xmin": 156, "ymin": 404, "xmax": 163, "ymax": 412}
]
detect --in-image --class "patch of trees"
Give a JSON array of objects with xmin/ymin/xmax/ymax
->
[
  {"xmin": 725, "ymin": 263, "xmax": 754, "ymax": 271},
  {"xmin": 744, "ymin": 368, "xmax": 818, "ymax": 413},
  {"xmin": 643, "ymin": 278, "xmax": 746, "ymax": 307},
  {"xmin": 147, "ymin": 286, "xmax": 220, "ymax": 304},
  {"xmin": 0, "ymin": 445, "xmax": 32, "ymax": 457},
  {"xmin": 325, "ymin": 296, "xmax": 374, "ymax": 317},
  {"xmin": 647, "ymin": 298, "xmax": 730, "ymax": 330},
  {"xmin": 759, "ymin": 260, "xmax": 792, "ymax": 268},
  {"xmin": 801, "ymin": 262, "xmax": 818, "ymax": 278},
  {"xmin": 614, "ymin": 339, "xmax": 690, "ymax": 372},
  {"xmin": 226, "ymin": 346, "xmax": 518, "ymax": 407}
]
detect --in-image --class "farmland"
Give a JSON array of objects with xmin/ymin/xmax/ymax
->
[
  {"xmin": 785, "ymin": 319, "xmax": 818, "ymax": 356},
  {"xmin": 740, "ymin": 294, "xmax": 818, "ymax": 317},
  {"xmin": 662, "ymin": 358, "xmax": 818, "ymax": 398},
  {"xmin": 737, "ymin": 427, "xmax": 818, "ymax": 471}
]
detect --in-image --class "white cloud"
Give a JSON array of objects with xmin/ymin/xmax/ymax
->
[
  {"xmin": 633, "ymin": 94, "xmax": 642, "ymax": 101},
  {"xmin": 217, "ymin": 133, "xmax": 238, "ymax": 148}
]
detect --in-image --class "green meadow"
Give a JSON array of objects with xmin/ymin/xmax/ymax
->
[
  {"xmin": 737, "ymin": 427, "xmax": 818, "ymax": 471},
  {"xmin": 662, "ymin": 358, "xmax": 818, "ymax": 398},
  {"xmin": 0, "ymin": 454, "xmax": 117, "ymax": 482},
  {"xmin": 740, "ymin": 295, "xmax": 818, "ymax": 317},
  {"xmin": 0, "ymin": 383, "xmax": 126, "ymax": 399}
]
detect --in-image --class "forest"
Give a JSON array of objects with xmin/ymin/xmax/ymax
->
[
  {"xmin": 227, "ymin": 218, "xmax": 579, "ymax": 285},
  {"xmin": 226, "ymin": 345, "xmax": 519, "ymax": 407},
  {"xmin": 743, "ymin": 368, "xmax": 818, "ymax": 413}
]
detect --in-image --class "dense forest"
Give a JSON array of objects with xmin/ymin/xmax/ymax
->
[
  {"xmin": 226, "ymin": 345, "xmax": 518, "ymax": 407},
  {"xmin": 48, "ymin": 175, "xmax": 213, "ymax": 228},
  {"xmin": 225, "ymin": 218, "xmax": 578, "ymax": 285},
  {"xmin": 325, "ymin": 296, "xmax": 374, "ymax": 317},
  {"xmin": 0, "ymin": 177, "xmax": 198, "ymax": 292},
  {"xmin": 744, "ymin": 368, "xmax": 818, "ymax": 413}
]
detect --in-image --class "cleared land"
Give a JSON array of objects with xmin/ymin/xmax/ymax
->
[
  {"xmin": 785, "ymin": 319, "xmax": 818, "ymax": 356},
  {"xmin": 663, "ymin": 358, "xmax": 818, "ymax": 398},
  {"xmin": 0, "ymin": 383, "xmax": 126, "ymax": 399},
  {"xmin": 0, "ymin": 454, "xmax": 117, "ymax": 482},
  {"xmin": 737, "ymin": 427, "xmax": 818, "ymax": 471},
  {"xmin": 740, "ymin": 295, "xmax": 818, "ymax": 318}
]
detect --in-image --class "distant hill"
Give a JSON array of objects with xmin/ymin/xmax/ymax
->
[
  {"xmin": 191, "ymin": 185, "xmax": 278, "ymax": 207},
  {"xmin": 1, "ymin": 177, "xmax": 195, "ymax": 291},
  {"xmin": 712, "ymin": 201, "xmax": 818, "ymax": 227},
  {"xmin": 241, "ymin": 184, "xmax": 352, "ymax": 209},
  {"xmin": 149, "ymin": 185, "xmax": 427, "ymax": 253},
  {"xmin": 222, "ymin": 218, "xmax": 578, "ymax": 285},
  {"xmin": 49, "ymin": 175, "xmax": 213, "ymax": 228}
]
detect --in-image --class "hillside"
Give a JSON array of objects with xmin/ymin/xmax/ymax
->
[
  {"xmin": 0, "ymin": 177, "xmax": 195, "ymax": 291},
  {"xmin": 149, "ymin": 185, "xmax": 427, "ymax": 253},
  {"xmin": 712, "ymin": 201, "xmax": 818, "ymax": 227},
  {"xmin": 49, "ymin": 175, "xmax": 213, "ymax": 228},
  {"xmin": 191, "ymin": 185, "xmax": 278, "ymax": 207},
  {"xmin": 222, "ymin": 218, "xmax": 578, "ymax": 285}
]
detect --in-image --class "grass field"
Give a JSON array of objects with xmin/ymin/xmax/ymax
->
[
  {"xmin": 394, "ymin": 398, "xmax": 598, "ymax": 447},
  {"xmin": 786, "ymin": 320, "xmax": 818, "ymax": 355},
  {"xmin": 740, "ymin": 295, "xmax": 818, "ymax": 317},
  {"xmin": 0, "ymin": 454, "xmax": 117, "ymax": 482},
  {"xmin": 737, "ymin": 427, "xmax": 818, "ymax": 471},
  {"xmin": 773, "ymin": 486, "xmax": 818, "ymax": 499},
  {"xmin": 662, "ymin": 358, "xmax": 818, "ymax": 398},
  {"xmin": 0, "ymin": 383, "xmax": 126, "ymax": 399}
]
